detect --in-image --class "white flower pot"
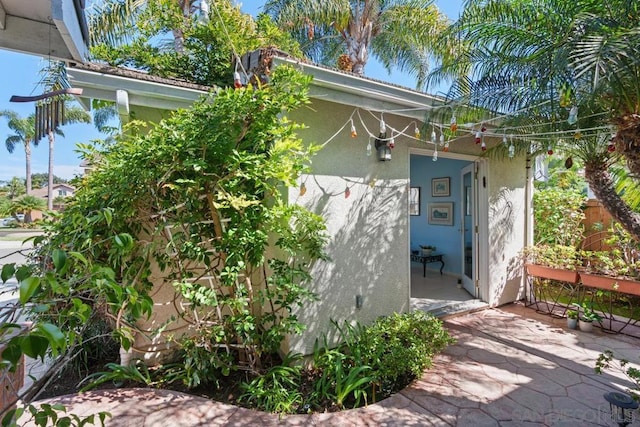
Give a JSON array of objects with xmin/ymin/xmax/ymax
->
[
  {"xmin": 567, "ymin": 318, "xmax": 578, "ymax": 329},
  {"xmin": 579, "ymin": 320, "xmax": 594, "ymax": 332}
]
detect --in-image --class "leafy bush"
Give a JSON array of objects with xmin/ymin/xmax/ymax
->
[
  {"xmin": 352, "ymin": 311, "xmax": 454, "ymax": 394},
  {"xmin": 595, "ymin": 350, "xmax": 640, "ymax": 400},
  {"xmin": 533, "ymin": 188, "xmax": 586, "ymax": 247}
]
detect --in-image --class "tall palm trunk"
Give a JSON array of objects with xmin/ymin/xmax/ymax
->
[
  {"xmin": 584, "ymin": 158, "xmax": 640, "ymax": 241},
  {"xmin": 47, "ymin": 131, "xmax": 55, "ymax": 210},
  {"xmin": 24, "ymin": 140, "xmax": 32, "ymax": 195}
]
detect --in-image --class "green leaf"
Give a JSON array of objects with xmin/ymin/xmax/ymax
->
[
  {"xmin": 52, "ymin": 249, "xmax": 67, "ymax": 273},
  {"xmin": 19, "ymin": 335, "xmax": 49, "ymax": 360},
  {"xmin": 15, "ymin": 265, "xmax": 31, "ymax": 282},
  {"xmin": 19, "ymin": 277, "xmax": 40, "ymax": 304},
  {"xmin": 37, "ymin": 323, "xmax": 66, "ymax": 355},
  {"xmin": 103, "ymin": 208, "xmax": 113, "ymax": 226},
  {"xmin": 68, "ymin": 251, "xmax": 88, "ymax": 267},
  {"xmin": 1, "ymin": 343, "xmax": 22, "ymax": 367},
  {"xmin": 1, "ymin": 264, "xmax": 15, "ymax": 283}
]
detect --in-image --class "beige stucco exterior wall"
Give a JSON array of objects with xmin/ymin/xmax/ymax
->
[{"xmin": 284, "ymin": 99, "xmax": 413, "ymax": 355}]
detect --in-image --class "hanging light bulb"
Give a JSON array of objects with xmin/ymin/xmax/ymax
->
[
  {"xmin": 414, "ymin": 124, "xmax": 421, "ymax": 139},
  {"xmin": 502, "ymin": 135, "xmax": 507, "ymax": 145},
  {"xmin": 388, "ymin": 136, "xmax": 395, "ymax": 149},
  {"xmin": 379, "ymin": 116, "xmax": 386, "ymax": 134},
  {"xmin": 450, "ymin": 115, "xmax": 457, "ymax": 132},
  {"xmin": 233, "ymin": 71, "xmax": 243, "ymax": 89},
  {"xmin": 475, "ymin": 130, "xmax": 482, "ymax": 144},
  {"xmin": 574, "ymin": 130, "xmax": 582, "ymax": 139},
  {"xmin": 608, "ymin": 143, "xmax": 616, "ymax": 152},
  {"xmin": 431, "ymin": 129, "xmax": 437, "ymax": 143},
  {"xmin": 567, "ymin": 106, "xmax": 578, "ymax": 125},
  {"xmin": 443, "ymin": 140, "xmax": 450, "ymax": 152},
  {"xmin": 565, "ymin": 157, "xmax": 573, "ymax": 169},
  {"xmin": 432, "ymin": 148, "xmax": 438, "ymax": 162},
  {"xmin": 508, "ymin": 137, "xmax": 515, "ymax": 158},
  {"xmin": 547, "ymin": 144, "xmax": 554, "ymax": 155},
  {"xmin": 299, "ymin": 182, "xmax": 307, "ymax": 196},
  {"xmin": 481, "ymin": 124, "xmax": 487, "ymax": 133},
  {"xmin": 481, "ymin": 138, "xmax": 487, "ymax": 151},
  {"xmin": 345, "ymin": 186, "xmax": 351, "ymax": 198},
  {"xmin": 366, "ymin": 139, "xmax": 372, "ymax": 156},
  {"xmin": 350, "ymin": 120, "xmax": 357, "ymax": 138},
  {"xmin": 439, "ymin": 133, "xmax": 445, "ymax": 146}
]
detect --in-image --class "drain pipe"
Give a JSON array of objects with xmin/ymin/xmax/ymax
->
[{"xmin": 524, "ymin": 152, "xmax": 534, "ymax": 300}]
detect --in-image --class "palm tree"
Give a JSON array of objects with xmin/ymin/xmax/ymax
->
[
  {"xmin": 9, "ymin": 194, "xmax": 46, "ymax": 224},
  {"xmin": 264, "ymin": 0, "xmax": 452, "ymax": 89},
  {"xmin": 34, "ymin": 99, "xmax": 90, "ymax": 210},
  {"xmin": 1, "ymin": 110, "xmax": 36, "ymax": 195},
  {"xmin": 429, "ymin": 0, "xmax": 640, "ymax": 240}
]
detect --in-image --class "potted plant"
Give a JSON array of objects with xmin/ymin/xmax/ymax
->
[
  {"xmin": 580, "ymin": 250, "xmax": 640, "ymax": 296},
  {"xmin": 420, "ymin": 245, "xmax": 436, "ymax": 256},
  {"xmin": 578, "ymin": 303, "xmax": 602, "ymax": 332},
  {"xmin": 566, "ymin": 309, "xmax": 578, "ymax": 329},
  {"xmin": 523, "ymin": 245, "xmax": 581, "ymax": 283}
]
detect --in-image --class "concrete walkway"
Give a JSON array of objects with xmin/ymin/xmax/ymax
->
[{"xmin": 25, "ymin": 304, "xmax": 640, "ymax": 426}]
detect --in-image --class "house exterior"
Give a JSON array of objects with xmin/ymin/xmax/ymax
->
[
  {"xmin": 31, "ymin": 183, "xmax": 75, "ymax": 208},
  {"xmin": 66, "ymin": 52, "xmax": 532, "ymax": 358}
]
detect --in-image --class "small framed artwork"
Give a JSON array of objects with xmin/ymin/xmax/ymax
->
[
  {"xmin": 432, "ymin": 177, "xmax": 450, "ymax": 197},
  {"xmin": 428, "ymin": 202, "xmax": 454, "ymax": 226},
  {"xmin": 409, "ymin": 187, "xmax": 421, "ymax": 216}
]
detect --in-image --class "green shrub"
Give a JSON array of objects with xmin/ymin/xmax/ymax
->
[
  {"xmin": 533, "ymin": 188, "xmax": 586, "ymax": 247},
  {"xmin": 353, "ymin": 311, "xmax": 454, "ymax": 394}
]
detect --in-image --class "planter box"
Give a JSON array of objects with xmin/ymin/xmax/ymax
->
[
  {"xmin": 579, "ymin": 273, "xmax": 640, "ymax": 296},
  {"xmin": 525, "ymin": 264, "xmax": 580, "ymax": 284}
]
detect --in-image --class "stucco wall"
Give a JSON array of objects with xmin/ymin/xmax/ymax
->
[{"xmin": 285, "ymin": 99, "xmax": 413, "ymax": 355}]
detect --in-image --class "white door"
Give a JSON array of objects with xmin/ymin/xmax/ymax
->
[{"xmin": 460, "ymin": 163, "xmax": 477, "ymax": 297}]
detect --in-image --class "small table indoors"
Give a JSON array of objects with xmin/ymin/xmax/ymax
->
[{"xmin": 411, "ymin": 253, "xmax": 445, "ymax": 277}]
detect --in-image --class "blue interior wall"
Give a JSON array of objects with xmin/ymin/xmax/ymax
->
[{"xmin": 410, "ymin": 155, "xmax": 471, "ymax": 274}]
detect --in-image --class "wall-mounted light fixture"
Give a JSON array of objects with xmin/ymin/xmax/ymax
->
[{"xmin": 375, "ymin": 132, "xmax": 391, "ymax": 161}]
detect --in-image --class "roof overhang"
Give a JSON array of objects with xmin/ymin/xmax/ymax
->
[
  {"xmin": 0, "ymin": 0, "xmax": 89, "ymax": 62},
  {"xmin": 271, "ymin": 56, "xmax": 443, "ymax": 120},
  {"xmin": 67, "ymin": 66, "xmax": 210, "ymax": 112}
]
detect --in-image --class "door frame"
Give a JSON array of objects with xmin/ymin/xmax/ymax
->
[
  {"xmin": 460, "ymin": 163, "xmax": 477, "ymax": 297},
  {"xmin": 408, "ymin": 148, "xmax": 488, "ymax": 302}
]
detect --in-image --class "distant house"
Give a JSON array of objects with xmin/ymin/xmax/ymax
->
[{"xmin": 31, "ymin": 183, "xmax": 75, "ymax": 210}]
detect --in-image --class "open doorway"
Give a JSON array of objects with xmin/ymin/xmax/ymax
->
[{"xmin": 409, "ymin": 152, "xmax": 485, "ymax": 316}]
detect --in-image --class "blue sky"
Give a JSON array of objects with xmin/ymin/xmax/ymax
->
[{"xmin": 0, "ymin": 0, "xmax": 462, "ymax": 183}]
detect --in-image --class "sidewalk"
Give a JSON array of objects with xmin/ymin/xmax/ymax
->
[{"xmin": 24, "ymin": 304, "xmax": 640, "ymax": 426}]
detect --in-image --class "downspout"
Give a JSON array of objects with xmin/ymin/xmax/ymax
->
[{"xmin": 524, "ymin": 152, "xmax": 534, "ymax": 301}]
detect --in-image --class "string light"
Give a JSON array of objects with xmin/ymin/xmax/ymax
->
[
  {"xmin": 389, "ymin": 136, "xmax": 395, "ymax": 149},
  {"xmin": 233, "ymin": 71, "xmax": 242, "ymax": 89},
  {"xmin": 481, "ymin": 137, "xmax": 487, "ymax": 151},
  {"xmin": 350, "ymin": 120, "xmax": 357, "ymax": 138},
  {"xmin": 379, "ymin": 114, "xmax": 386, "ymax": 134},
  {"xmin": 439, "ymin": 132, "xmax": 445, "ymax": 146},
  {"xmin": 345, "ymin": 185, "xmax": 351, "ymax": 198},
  {"xmin": 366, "ymin": 138, "xmax": 372, "ymax": 156},
  {"xmin": 414, "ymin": 123, "xmax": 421, "ymax": 139},
  {"xmin": 475, "ymin": 130, "xmax": 482, "ymax": 144},
  {"xmin": 432, "ymin": 146, "xmax": 438, "ymax": 162},
  {"xmin": 431, "ymin": 128, "xmax": 437, "ymax": 144},
  {"xmin": 299, "ymin": 182, "xmax": 307, "ymax": 196},
  {"xmin": 567, "ymin": 106, "xmax": 578, "ymax": 125},
  {"xmin": 547, "ymin": 144, "xmax": 553, "ymax": 155},
  {"xmin": 444, "ymin": 138, "xmax": 450, "ymax": 152},
  {"xmin": 508, "ymin": 135, "xmax": 515, "ymax": 158},
  {"xmin": 450, "ymin": 114, "xmax": 457, "ymax": 132}
]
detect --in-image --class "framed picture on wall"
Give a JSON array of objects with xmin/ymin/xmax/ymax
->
[
  {"xmin": 409, "ymin": 187, "xmax": 420, "ymax": 216},
  {"xmin": 432, "ymin": 177, "xmax": 450, "ymax": 197},
  {"xmin": 428, "ymin": 202, "xmax": 454, "ymax": 226}
]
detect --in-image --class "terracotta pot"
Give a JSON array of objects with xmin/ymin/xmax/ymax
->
[
  {"xmin": 525, "ymin": 264, "xmax": 580, "ymax": 284},
  {"xmin": 579, "ymin": 273, "xmax": 640, "ymax": 297}
]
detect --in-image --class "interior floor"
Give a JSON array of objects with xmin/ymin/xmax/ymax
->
[{"xmin": 410, "ymin": 264, "xmax": 487, "ymax": 317}]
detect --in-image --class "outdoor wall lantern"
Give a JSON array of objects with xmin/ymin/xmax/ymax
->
[
  {"xmin": 604, "ymin": 391, "xmax": 638, "ymax": 427},
  {"xmin": 375, "ymin": 132, "xmax": 391, "ymax": 161}
]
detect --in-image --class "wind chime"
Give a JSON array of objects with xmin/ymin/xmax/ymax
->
[{"xmin": 10, "ymin": 88, "xmax": 83, "ymax": 141}]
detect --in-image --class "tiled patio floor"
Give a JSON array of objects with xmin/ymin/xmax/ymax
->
[{"xmin": 24, "ymin": 303, "xmax": 640, "ymax": 426}]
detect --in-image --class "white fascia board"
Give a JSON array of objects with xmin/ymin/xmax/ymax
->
[
  {"xmin": 272, "ymin": 56, "xmax": 443, "ymax": 120},
  {"xmin": 67, "ymin": 67, "xmax": 209, "ymax": 111},
  {"xmin": 51, "ymin": 0, "xmax": 88, "ymax": 62}
]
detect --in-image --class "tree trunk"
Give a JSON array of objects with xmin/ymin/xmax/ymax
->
[
  {"xmin": 584, "ymin": 158, "xmax": 640, "ymax": 241},
  {"xmin": 24, "ymin": 140, "xmax": 31, "ymax": 195},
  {"xmin": 47, "ymin": 131, "xmax": 54, "ymax": 210}
]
